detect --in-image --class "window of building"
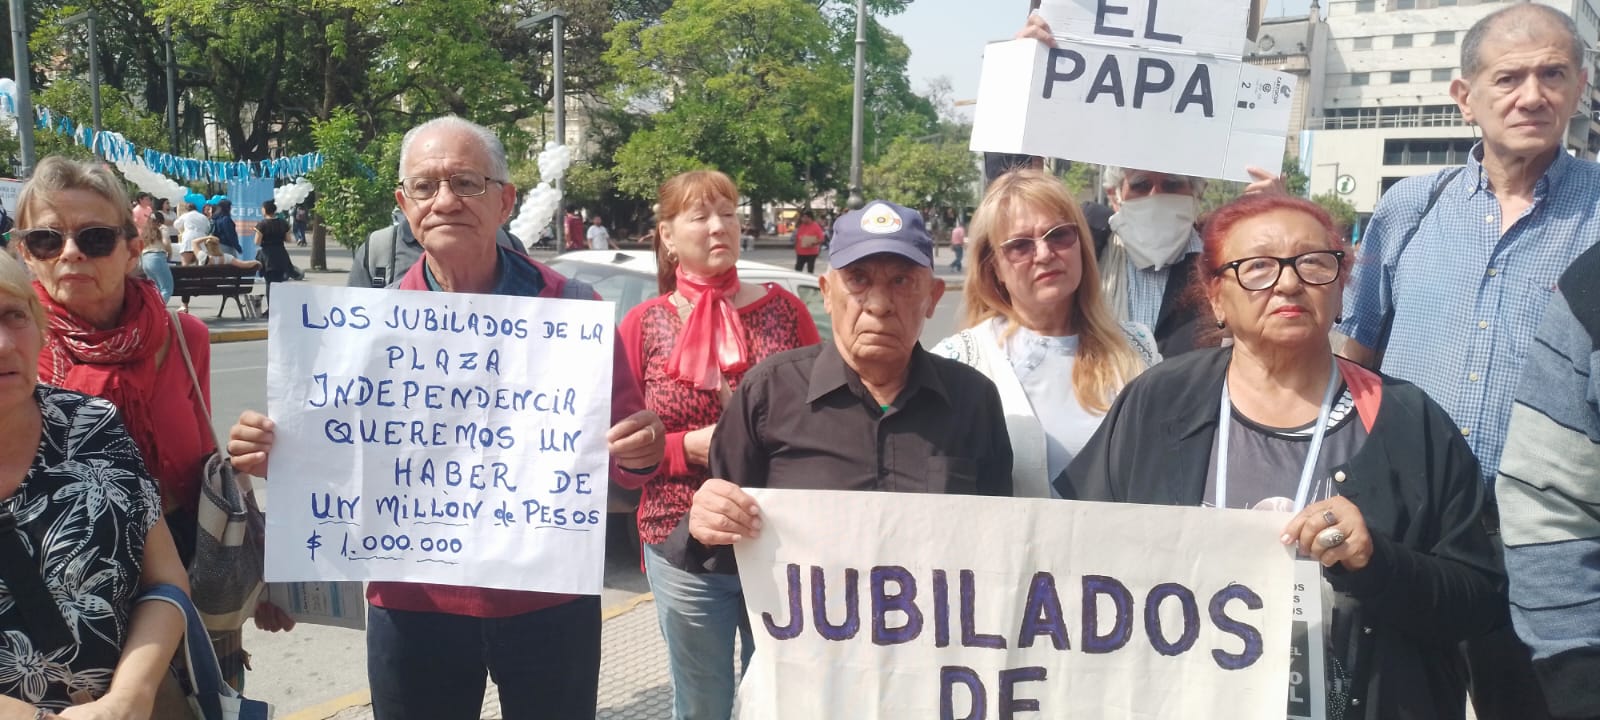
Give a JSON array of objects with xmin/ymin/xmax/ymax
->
[
  {"xmin": 1383, "ymin": 138, "xmax": 1477, "ymax": 166},
  {"xmin": 1391, "ymin": 71, "xmax": 1411, "ymax": 84},
  {"xmin": 1393, "ymin": 34, "xmax": 1413, "ymax": 48},
  {"xmin": 1356, "ymin": 0, "xmax": 1376, "ymax": 11},
  {"xmin": 1351, "ymin": 73, "xmax": 1370, "ymax": 86},
  {"xmin": 1394, "ymin": 0, "xmax": 1416, "ymax": 8},
  {"xmin": 1432, "ymin": 68, "xmax": 1453, "ymax": 82},
  {"xmin": 1436, "ymin": 0, "xmax": 1456, "ymax": 5},
  {"xmin": 1434, "ymin": 31, "xmax": 1455, "ymax": 45},
  {"xmin": 1354, "ymin": 37, "xmax": 1373, "ymax": 50}
]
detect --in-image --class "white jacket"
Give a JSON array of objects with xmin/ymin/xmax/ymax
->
[{"xmin": 931, "ymin": 319, "xmax": 1159, "ymax": 498}]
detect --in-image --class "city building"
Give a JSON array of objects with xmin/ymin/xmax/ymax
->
[{"xmin": 1302, "ymin": 0, "xmax": 1600, "ymax": 215}]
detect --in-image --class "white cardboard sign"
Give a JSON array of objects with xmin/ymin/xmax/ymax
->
[
  {"xmin": 264, "ymin": 284, "xmax": 614, "ymax": 595},
  {"xmin": 970, "ymin": 0, "xmax": 1296, "ymax": 183},
  {"xmin": 732, "ymin": 490, "xmax": 1294, "ymax": 719}
]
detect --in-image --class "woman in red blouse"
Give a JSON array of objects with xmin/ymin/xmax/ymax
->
[{"xmin": 619, "ymin": 170, "xmax": 819, "ymax": 719}]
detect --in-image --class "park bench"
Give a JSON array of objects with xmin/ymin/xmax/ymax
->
[{"xmin": 171, "ymin": 264, "xmax": 260, "ymax": 319}]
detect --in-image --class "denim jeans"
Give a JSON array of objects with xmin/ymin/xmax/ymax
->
[
  {"xmin": 644, "ymin": 543, "xmax": 753, "ymax": 720},
  {"xmin": 367, "ymin": 597, "xmax": 600, "ymax": 720},
  {"xmin": 140, "ymin": 252, "xmax": 174, "ymax": 303},
  {"xmin": 951, "ymin": 245, "xmax": 965, "ymax": 272}
]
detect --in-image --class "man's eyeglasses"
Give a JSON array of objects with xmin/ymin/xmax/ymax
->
[
  {"xmin": 996, "ymin": 224, "xmax": 1079, "ymax": 264},
  {"xmin": 1215, "ymin": 250, "xmax": 1345, "ymax": 291},
  {"xmin": 398, "ymin": 172, "xmax": 504, "ymax": 201},
  {"xmin": 20, "ymin": 226, "xmax": 124, "ymax": 260}
]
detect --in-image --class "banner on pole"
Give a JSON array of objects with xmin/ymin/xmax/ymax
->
[
  {"xmin": 733, "ymin": 489, "xmax": 1296, "ymax": 719},
  {"xmin": 264, "ymin": 284, "xmax": 615, "ymax": 595}
]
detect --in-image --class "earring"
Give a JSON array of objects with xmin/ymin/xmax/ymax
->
[
  {"xmin": 1216, "ymin": 319, "xmax": 1226, "ymax": 329},
  {"xmin": 1335, "ymin": 314, "xmax": 1344, "ymax": 324}
]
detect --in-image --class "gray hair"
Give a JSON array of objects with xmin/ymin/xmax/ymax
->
[
  {"xmin": 1461, "ymin": 4, "xmax": 1583, "ymax": 80},
  {"xmin": 1101, "ymin": 166, "xmax": 1208, "ymax": 197},
  {"xmin": 398, "ymin": 116, "xmax": 510, "ymax": 182}
]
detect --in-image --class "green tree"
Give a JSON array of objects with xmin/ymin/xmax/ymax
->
[
  {"xmin": 1311, "ymin": 191, "xmax": 1359, "ymax": 237},
  {"xmin": 864, "ymin": 136, "xmax": 978, "ymax": 217},
  {"xmin": 1282, "ymin": 153, "xmax": 1309, "ymax": 197},
  {"xmin": 305, "ymin": 109, "xmax": 399, "ymax": 262},
  {"xmin": 604, "ymin": 0, "xmax": 852, "ymax": 230}
]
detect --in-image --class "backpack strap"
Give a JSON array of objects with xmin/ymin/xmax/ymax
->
[{"xmin": 1373, "ymin": 166, "xmax": 1464, "ymax": 355}]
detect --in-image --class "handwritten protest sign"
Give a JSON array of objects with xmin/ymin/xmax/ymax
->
[
  {"xmin": 969, "ymin": 0, "xmax": 1296, "ymax": 182},
  {"xmin": 264, "ymin": 284, "xmax": 614, "ymax": 595},
  {"xmin": 733, "ymin": 490, "xmax": 1294, "ymax": 719}
]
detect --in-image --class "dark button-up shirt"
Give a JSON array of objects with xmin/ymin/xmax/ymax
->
[{"xmin": 683, "ymin": 341, "xmax": 1013, "ymax": 573}]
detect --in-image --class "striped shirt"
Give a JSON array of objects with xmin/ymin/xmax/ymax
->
[
  {"xmin": 1339, "ymin": 145, "xmax": 1600, "ymax": 486},
  {"xmin": 1496, "ymin": 244, "xmax": 1600, "ymax": 718},
  {"xmin": 1121, "ymin": 230, "xmax": 1203, "ymax": 330}
]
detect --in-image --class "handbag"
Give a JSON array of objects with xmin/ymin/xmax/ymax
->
[
  {"xmin": 169, "ymin": 309, "xmax": 267, "ymax": 633},
  {"xmin": 142, "ymin": 583, "xmax": 273, "ymax": 720}
]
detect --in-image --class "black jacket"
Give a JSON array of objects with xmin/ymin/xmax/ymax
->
[{"xmin": 1057, "ymin": 348, "xmax": 1506, "ymax": 719}]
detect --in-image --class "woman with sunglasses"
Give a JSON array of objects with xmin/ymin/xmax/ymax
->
[
  {"xmin": 10, "ymin": 159, "xmax": 288, "ymax": 680},
  {"xmin": 931, "ymin": 169, "xmax": 1158, "ymax": 498},
  {"xmin": 1057, "ymin": 194, "xmax": 1502, "ymax": 718}
]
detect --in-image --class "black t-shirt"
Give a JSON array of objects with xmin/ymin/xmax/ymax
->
[
  {"xmin": 257, "ymin": 217, "xmax": 290, "ymax": 248},
  {"xmin": 1202, "ymin": 386, "xmax": 1369, "ymax": 511}
]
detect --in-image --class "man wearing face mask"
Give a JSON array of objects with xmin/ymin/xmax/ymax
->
[{"xmin": 1095, "ymin": 166, "xmax": 1207, "ymax": 356}]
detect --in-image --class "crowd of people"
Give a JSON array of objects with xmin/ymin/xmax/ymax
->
[{"xmin": 2, "ymin": 2, "xmax": 1599, "ymax": 719}]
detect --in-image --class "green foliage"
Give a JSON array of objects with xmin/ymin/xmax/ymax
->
[
  {"xmin": 305, "ymin": 109, "xmax": 399, "ymax": 250},
  {"xmin": 604, "ymin": 0, "xmax": 853, "ymax": 208},
  {"xmin": 1311, "ymin": 191, "xmax": 1359, "ymax": 234},
  {"xmin": 864, "ymin": 136, "xmax": 978, "ymax": 215},
  {"xmin": 1282, "ymin": 153, "xmax": 1309, "ymax": 197},
  {"xmin": 1062, "ymin": 162, "xmax": 1101, "ymax": 198}
]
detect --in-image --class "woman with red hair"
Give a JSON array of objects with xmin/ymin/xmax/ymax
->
[
  {"xmin": 618, "ymin": 169, "xmax": 819, "ymax": 719},
  {"xmin": 1058, "ymin": 193, "xmax": 1503, "ymax": 718}
]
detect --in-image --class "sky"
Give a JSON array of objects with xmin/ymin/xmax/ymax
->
[{"xmin": 880, "ymin": 0, "xmax": 1318, "ymax": 110}]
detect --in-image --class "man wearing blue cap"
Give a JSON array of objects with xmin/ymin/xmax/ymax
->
[{"xmin": 682, "ymin": 200, "xmax": 1013, "ymax": 560}]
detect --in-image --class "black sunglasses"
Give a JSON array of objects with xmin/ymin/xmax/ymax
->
[{"xmin": 21, "ymin": 226, "xmax": 125, "ymax": 260}]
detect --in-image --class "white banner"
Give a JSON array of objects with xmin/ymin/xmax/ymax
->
[
  {"xmin": 970, "ymin": 0, "xmax": 1296, "ymax": 182},
  {"xmin": 733, "ymin": 490, "xmax": 1294, "ymax": 719},
  {"xmin": 264, "ymin": 284, "xmax": 614, "ymax": 595}
]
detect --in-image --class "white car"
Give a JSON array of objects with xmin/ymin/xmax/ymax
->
[{"xmin": 546, "ymin": 249, "xmax": 832, "ymax": 341}]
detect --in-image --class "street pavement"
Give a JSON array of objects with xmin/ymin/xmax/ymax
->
[{"xmin": 192, "ymin": 235, "xmax": 966, "ymax": 718}]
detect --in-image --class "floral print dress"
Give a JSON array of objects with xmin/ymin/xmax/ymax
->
[{"xmin": 0, "ymin": 386, "xmax": 160, "ymax": 711}]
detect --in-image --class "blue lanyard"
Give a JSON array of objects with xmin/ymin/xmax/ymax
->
[{"xmin": 1215, "ymin": 358, "xmax": 1341, "ymax": 512}]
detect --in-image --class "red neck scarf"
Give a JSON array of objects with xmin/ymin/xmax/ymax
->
[
  {"xmin": 667, "ymin": 267, "xmax": 751, "ymax": 390},
  {"xmin": 34, "ymin": 278, "xmax": 171, "ymax": 488}
]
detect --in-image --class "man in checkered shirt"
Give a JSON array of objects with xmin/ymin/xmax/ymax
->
[{"xmin": 1338, "ymin": 5, "xmax": 1600, "ymax": 719}]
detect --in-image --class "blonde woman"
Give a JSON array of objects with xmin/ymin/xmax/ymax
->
[
  {"xmin": 139, "ymin": 210, "xmax": 174, "ymax": 302},
  {"xmin": 932, "ymin": 169, "xmax": 1159, "ymax": 498}
]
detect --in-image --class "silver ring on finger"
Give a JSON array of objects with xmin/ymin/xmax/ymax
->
[{"xmin": 1316, "ymin": 526, "xmax": 1346, "ymax": 550}]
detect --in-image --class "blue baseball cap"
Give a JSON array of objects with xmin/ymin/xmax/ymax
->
[{"xmin": 827, "ymin": 200, "xmax": 933, "ymax": 269}]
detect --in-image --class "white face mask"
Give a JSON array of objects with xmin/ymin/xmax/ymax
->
[{"xmin": 1109, "ymin": 193, "xmax": 1199, "ymax": 270}]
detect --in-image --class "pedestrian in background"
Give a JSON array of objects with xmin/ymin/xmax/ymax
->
[
  {"xmin": 792, "ymin": 209, "xmax": 823, "ymax": 274},
  {"xmin": 933, "ymin": 170, "xmax": 1158, "ymax": 498},
  {"xmin": 564, "ymin": 204, "xmax": 586, "ymax": 252},
  {"xmin": 621, "ymin": 169, "xmax": 820, "ymax": 720},
  {"xmin": 139, "ymin": 209, "xmax": 174, "ymax": 302},
  {"xmin": 1336, "ymin": 7, "xmax": 1600, "ymax": 716},
  {"xmin": 209, "ymin": 197, "xmax": 241, "ymax": 255},
  {"xmin": 1496, "ymin": 242, "xmax": 1600, "ymax": 719},
  {"xmin": 586, "ymin": 214, "xmax": 611, "ymax": 250},
  {"xmin": 949, "ymin": 220, "xmax": 966, "ymax": 272}
]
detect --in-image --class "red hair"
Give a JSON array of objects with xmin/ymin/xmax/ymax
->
[
  {"xmin": 1187, "ymin": 194, "xmax": 1350, "ymax": 345},
  {"xmin": 654, "ymin": 170, "xmax": 739, "ymax": 295}
]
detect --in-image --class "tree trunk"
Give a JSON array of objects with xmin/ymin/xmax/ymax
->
[
  {"xmin": 750, "ymin": 202, "xmax": 766, "ymax": 239},
  {"xmin": 311, "ymin": 218, "xmax": 328, "ymax": 271}
]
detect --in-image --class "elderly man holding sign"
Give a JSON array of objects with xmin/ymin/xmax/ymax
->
[
  {"xmin": 228, "ymin": 116, "xmax": 666, "ymax": 720},
  {"xmin": 686, "ymin": 201, "xmax": 1013, "ymax": 550},
  {"xmin": 1058, "ymin": 194, "xmax": 1503, "ymax": 719}
]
